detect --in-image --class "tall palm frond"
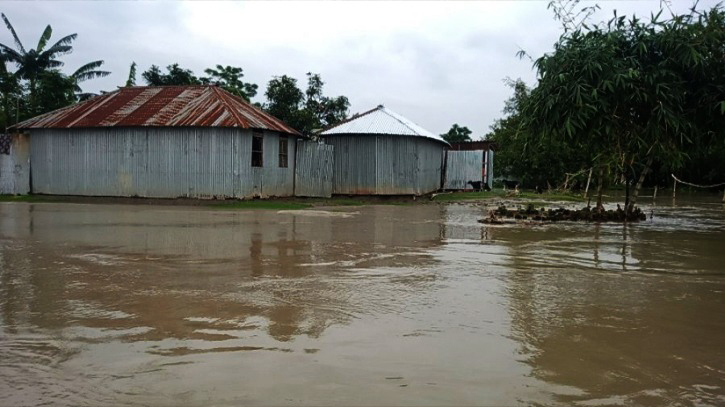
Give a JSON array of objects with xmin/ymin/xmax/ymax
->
[
  {"xmin": 36, "ymin": 25, "xmax": 52, "ymax": 52},
  {"xmin": 0, "ymin": 44, "xmax": 22, "ymax": 63},
  {"xmin": 0, "ymin": 13, "xmax": 25, "ymax": 54},
  {"xmin": 72, "ymin": 60, "xmax": 110, "ymax": 82},
  {"xmin": 43, "ymin": 44, "xmax": 73, "ymax": 60},
  {"xmin": 49, "ymin": 33, "xmax": 77, "ymax": 49}
]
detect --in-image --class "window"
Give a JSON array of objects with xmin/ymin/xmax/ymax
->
[
  {"xmin": 278, "ymin": 136, "xmax": 288, "ymax": 168},
  {"xmin": 252, "ymin": 132, "xmax": 263, "ymax": 167}
]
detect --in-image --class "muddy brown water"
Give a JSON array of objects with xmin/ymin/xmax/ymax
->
[{"xmin": 0, "ymin": 196, "xmax": 723, "ymax": 406}]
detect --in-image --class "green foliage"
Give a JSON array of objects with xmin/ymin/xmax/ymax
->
[
  {"xmin": 263, "ymin": 72, "xmax": 350, "ymax": 135},
  {"xmin": 141, "ymin": 63, "xmax": 259, "ymax": 102},
  {"xmin": 142, "ymin": 64, "xmax": 201, "ymax": 86},
  {"xmin": 202, "ymin": 64, "xmax": 258, "ymax": 102},
  {"xmin": 440, "ymin": 124, "xmax": 472, "ymax": 143},
  {"xmin": 524, "ymin": 5, "xmax": 724, "ymax": 175},
  {"xmin": 487, "ymin": 79, "xmax": 594, "ymax": 188},
  {"xmin": 0, "ymin": 13, "xmax": 109, "ymax": 130},
  {"xmin": 32, "ymin": 70, "xmax": 75, "ymax": 114},
  {"xmin": 125, "ymin": 62, "xmax": 137, "ymax": 87},
  {"xmin": 497, "ymin": 4, "xmax": 725, "ymax": 197}
]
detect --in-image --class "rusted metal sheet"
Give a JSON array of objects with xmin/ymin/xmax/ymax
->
[
  {"xmin": 0, "ymin": 134, "xmax": 30, "ymax": 194},
  {"xmin": 320, "ymin": 105, "xmax": 449, "ymax": 146},
  {"xmin": 11, "ymin": 86, "xmax": 300, "ymax": 136},
  {"xmin": 449, "ymin": 140, "xmax": 496, "ymax": 151},
  {"xmin": 29, "ymin": 128, "xmax": 296, "ymax": 199},
  {"xmin": 444, "ymin": 150, "xmax": 484, "ymax": 190},
  {"xmin": 294, "ymin": 141, "xmax": 333, "ymax": 198},
  {"xmin": 323, "ymin": 134, "xmax": 444, "ymax": 195}
]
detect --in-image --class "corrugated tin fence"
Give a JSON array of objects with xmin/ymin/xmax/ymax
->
[
  {"xmin": 0, "ymin": 134, "xmax": 30, "ymax": 195},
  {"xmin": 294, "ymin": 141, "xmax": 333, "ymax": 198},
  {"xmin": 444, "ymin": 150, "xmax": 483, "ymax": 190}
]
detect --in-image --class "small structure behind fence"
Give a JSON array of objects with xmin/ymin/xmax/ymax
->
[
  {"xmin": 443, "ymin": 149, "xmax": 494, "ymax": 190},
  {"xmin": 444, "ymin": 150, "xmax": 483, "ymax": 190},
  {"xmin": 294, "ymin": 141, "xmax": 333, "ymax": 198}
]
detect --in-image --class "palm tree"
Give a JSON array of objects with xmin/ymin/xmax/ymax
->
[
  {"xmin": 0, "ymin": 13, "xmax": 110, "ymax": 106},
  {"xmin": 0, "ymin": 13, "xmax": 76, "ymax": 99}
]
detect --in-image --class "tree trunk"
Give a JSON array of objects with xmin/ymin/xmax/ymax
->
[
  {"xmin": 627, "ymin": 155, "xmax": 653, "ymax": 214},
  {"xmin": 583, "ymin": 167, "xmax": 593, "ymax": 198},
  {"xmin": 595, "ymin": 164, "xmax": 605, "ymax": 212}
]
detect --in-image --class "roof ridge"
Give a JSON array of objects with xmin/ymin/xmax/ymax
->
[
  {"xmin": 379, "ymin": 107, "xmax": 424, "ymax": 136},
  {"xmin": 210, "ymin": 86, "xmax": 248, "ymax": 128},
  {"xmin": 316, "ymin": 105, "xmax": 382, "ymax": 134}
]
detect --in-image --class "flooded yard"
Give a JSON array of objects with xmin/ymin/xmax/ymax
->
[{"xmin": 1, "ymin": 197, "xmax": 723, "ymax": 406}]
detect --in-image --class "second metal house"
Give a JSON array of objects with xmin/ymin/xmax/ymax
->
[{"xmin": 319, "ymin": 105, "xmax": 449, "ymax": 195}]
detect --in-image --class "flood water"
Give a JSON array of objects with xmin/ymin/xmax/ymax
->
[{"xmin": 1, "ymin": 196, "xmax": 723, "ymax": 406}]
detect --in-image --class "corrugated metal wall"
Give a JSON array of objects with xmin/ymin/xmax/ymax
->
[
  {"xmin": 29, "ymin": 128, "xmax": 296, "ymax": 198},
  {"xmin": 0, "ymin": 134, "xmax": 30, "ymax": 194},
  {"xmin": 324, "ymin": 135, "xmax": 445, "ymax": 195},
  {"xmin": 444, "ymin": 150, "xmax": 483, "ymax": 190},
  {"xmin": 486, "ymin": 150, "xmax": 494, "ymax": 189},
  {"xmin": 294, "ymin": 141, "xmax": 333, "ymax": 197}
]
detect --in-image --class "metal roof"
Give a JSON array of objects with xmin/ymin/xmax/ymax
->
[
  {"xmin": 10, "ymin": 85, "xmax": 301, "ymax": 135},
  {"xmin": 319, "ymin": 105, "xmax": 449, "ymax": 145}
]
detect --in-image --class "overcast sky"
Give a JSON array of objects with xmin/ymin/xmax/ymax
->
[{"xmin": 0, "ymin": 0, "xmax": 715, "ymax": 137}]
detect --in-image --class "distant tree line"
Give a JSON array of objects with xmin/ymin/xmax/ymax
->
[{"xmin": 0, "ymin": 13, "xmax": 350, "ymax": 136}]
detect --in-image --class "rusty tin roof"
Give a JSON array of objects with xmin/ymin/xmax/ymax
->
[{"xmin": 10, "ymin": 85, "xmax": 301, "ymax": 135}]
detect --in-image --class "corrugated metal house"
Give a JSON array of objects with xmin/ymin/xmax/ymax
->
[
  {"xmin": 10, "ymin": 85, "xmax": 301, "ymax": 199},
  {"xmin": 319, "ymin": 105, "xmax": 449, "ymax": 195}
]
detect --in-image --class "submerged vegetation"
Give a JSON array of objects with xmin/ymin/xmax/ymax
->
[{"xmin": 480, "ymin": 203, "xmax": 647, "ymax": 224}]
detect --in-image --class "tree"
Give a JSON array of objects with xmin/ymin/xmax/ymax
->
[
  {"xmin": 33, "ymin": 70, "xmax": 76, "ymax": 112},
  {"xmin": 141, "ymin": 64, "xmax": 200, "ymax": 86},
  {"xmin": 264, "ymin": 75, "xmax": 305, "ymax": 130},
  {"xmin": 0, "ymin": 13, "xmax": 110, "ymax": 128},
  {"xmin": 263, "ymin": 72, "xmax": 349, "ymax": 135},
  {"xmin": 0, "ymin": 13, "xmax": 75, "ymax": 103},
  {"xmin": 202, "ymin": 64, "xmax": 257, "ymax": 101},
  {"xmin": 70, "ymin": 60, "xmax": 110, "ymax": 100},
  {"xmin": 519, "ymin": 4, "xmax": 725, "ymax": 212},
  {"xmin": 487, "ymin": 79, "xmax": 594, "ymax": 190},
  {"xmin": 303, "ymin": 73, "xmax": 349, "ymax": 130},
  {"xmin": 440, "ymin": 124, "xmax": 472, "ymax": 143},
  {"xmin": 125, "ymin": 62, "xmax": 137, "ymax": 87}
]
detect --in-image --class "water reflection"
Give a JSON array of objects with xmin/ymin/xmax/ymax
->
[
  {"xmin": 1, "ymin": 201, "xmax": 723, "ymax": 406},
  {"xmin": 0, "ymin": 204, "xmax": 446, "ymax": 344},
  {"xmin": 489, "ymin": 202, "xmax": 725, "ymax": 406}
]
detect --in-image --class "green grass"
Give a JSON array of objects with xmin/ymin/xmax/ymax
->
[
  {"xmin": 432, "ymin": 190, "xmax": 506, "ymax": 202},
  {"xmin": 0, "ymin": 195, "xmax": 48, "ymax": 202},
  {"xmin": 432, "ymin": 189, "xmax": 585, "ymax": 203},
  {"xmin": 320, "ymin": 198, "xmax": 366, "ymax": 206},
  {"xmin": 210, "ymin": 201, "xmax": 312, "ymax": 210},
  {"xmin": 516, "ymin": 192, "xmax": 585, "ymax": 202}
]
